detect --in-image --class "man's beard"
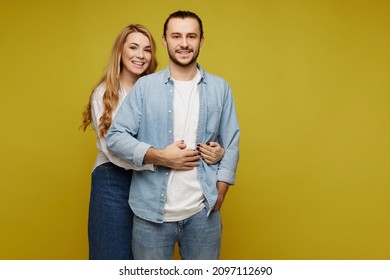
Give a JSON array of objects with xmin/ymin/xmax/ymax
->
[{"xmin": 168, "ymin": 47, "xmax": 200, "ymax": 67}]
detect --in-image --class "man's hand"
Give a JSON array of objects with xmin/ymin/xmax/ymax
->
[
  {"xmin": 144, "ymin": 140, "xmax": 201, "ymax": 170},
  {"xmin": 213, "ymin": 181, "xmax": 230, "ymax": 211}
]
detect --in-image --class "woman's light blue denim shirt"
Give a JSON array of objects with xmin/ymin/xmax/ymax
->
[{"xmin": 106, "ymin": 65, "xmax": 240, "ymax": 223}]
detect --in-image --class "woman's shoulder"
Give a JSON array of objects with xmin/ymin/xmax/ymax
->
[{"xmin": 91, "ymin": 83, "xmax": 106, "ymax": 99}]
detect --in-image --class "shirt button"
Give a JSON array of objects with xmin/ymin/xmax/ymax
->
[
  {"xmin": 169, "ymin": 130, "xmax": 172, "ymax": 134},
  {"xmin": 165, "ymin": 172, "xmax": 169, "ymax": 176},
  {"xmin": 168, "ymin": 110, "xmax": 172, "ymax": 113}
]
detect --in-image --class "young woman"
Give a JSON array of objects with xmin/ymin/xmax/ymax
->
[{"xmin": 81, "ymin": 24, "xmax": 224, "ymax": 259}]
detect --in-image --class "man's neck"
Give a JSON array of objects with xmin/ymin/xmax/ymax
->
[{"xmin": 169, "ymin": 62, "xmax": 198, "ymax": 81}]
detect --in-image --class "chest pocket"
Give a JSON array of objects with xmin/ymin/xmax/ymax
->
[{"xmin": 206, "ymin": 106, "xmax": 222, "ymax": 136}]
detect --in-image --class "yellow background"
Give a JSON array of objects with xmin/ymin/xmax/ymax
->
[{"xmin": 0, "ymin": 0, "xmax": 389, "ymax": 259}]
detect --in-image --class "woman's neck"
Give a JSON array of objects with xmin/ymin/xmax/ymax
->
[{"xmin": 120, "ymin": 72, "xmax": 139, "ymax": 92}]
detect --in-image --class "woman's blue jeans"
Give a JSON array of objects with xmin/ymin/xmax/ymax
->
[
  {"xmin": 132, "ymin": 208, "xmax": 222, "ymax": 260},
  {"xmin": 88, "ymin": 162, "xmax": 134, "ymax": 260}
]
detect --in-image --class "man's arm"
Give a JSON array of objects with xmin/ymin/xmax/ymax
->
[
  {"xmin": 213, "ymin": 181, "xmax": 230, "ymax": 211},
  {"xmin": 216, "ymin": 83, "xmax": 240, "ymax": 185},
  {"xmin": 211, "ymin": 83, "xmax": 240, "ymax": 210},
  {"xmin": 144, "ymin": 140, "xmax": 201, "ymax": 170}
]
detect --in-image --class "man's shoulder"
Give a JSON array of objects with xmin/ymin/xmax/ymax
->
[
  {"xmin": 138, "ymin": 69, "xmax": 167, "ymax": 84},
  {"xmin": 199, "ymin": 65, "xmax": 229, "ymax": 86},
  {"xmin": 204, "ymin": 71, "xmax": 227, "ymax": 83},
  {"xmin": 202, "ymin": 72, "xmax": 231, "ymax": 93}
]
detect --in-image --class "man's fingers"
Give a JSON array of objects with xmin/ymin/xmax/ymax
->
[{"xmin": 174, "ymin": 140, "xmax": 187, "ymax": 149}]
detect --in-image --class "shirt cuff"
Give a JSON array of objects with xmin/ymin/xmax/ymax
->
[
  {"xmin": 217, "ymin": 169, "xmax": 236, "ymax": 185},
  {"xmin": 133, "ymin": 142, "xmax": 152, "ymax": 167}
]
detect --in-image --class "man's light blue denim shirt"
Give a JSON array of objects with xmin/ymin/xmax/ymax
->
[{"xmin": 106, "ymin": 65, "xmax": 240, "ymax": 223}]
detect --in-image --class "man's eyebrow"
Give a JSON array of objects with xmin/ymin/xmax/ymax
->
[{"xmin": 170, "ymin": 32, "xmax": 198, "ymax": 36}]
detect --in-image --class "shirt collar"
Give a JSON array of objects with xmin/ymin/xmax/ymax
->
[{"xmin": 164, "ymin": 64, "xmax": 206, "ymax": 84}]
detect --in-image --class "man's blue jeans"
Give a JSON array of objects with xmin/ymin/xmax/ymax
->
[
  {"xmin": 88, "ymin": 162, "xmax": 134, "ymax": 260},
  {"xmin": 132, "ymin": 207, "xmax": 222, "ymax": 260}
]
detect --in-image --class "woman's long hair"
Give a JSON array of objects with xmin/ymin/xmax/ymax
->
[{"xmin": 81, "ymin": 24, "xmax": 158, "ymax": 137}]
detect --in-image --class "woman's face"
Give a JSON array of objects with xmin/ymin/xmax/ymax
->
[{"xmin": 121, "ymin": 32, "xmax": 152, "ymax": 77}]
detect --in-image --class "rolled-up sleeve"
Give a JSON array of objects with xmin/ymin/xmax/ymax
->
[
  {"xmin": 217, "ymin": 83, "xmax": 240, "ymax": 185},
  {"xmin": 106, "ymin": 81, "xmax": 151, "ymax": 167}
]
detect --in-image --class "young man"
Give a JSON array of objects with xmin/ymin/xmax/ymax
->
[{"xmin": 106, "ymin": 10, "xmax": 240, "ymax": 259}]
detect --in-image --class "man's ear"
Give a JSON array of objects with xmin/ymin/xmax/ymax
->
[
  {"xmin": 200, "ymin": 36, "xmax": 204, "ymax": 47},
  {"xmin": 162, "ymin": 36, "xmax": 167, "ymax": 47}
]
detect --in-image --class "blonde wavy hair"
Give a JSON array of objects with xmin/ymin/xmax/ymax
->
[{"xmin": 81, "ymin": 24, "xmax": 158, "ymax": 137}]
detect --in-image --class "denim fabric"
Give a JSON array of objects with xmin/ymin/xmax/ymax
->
[
  {"xmin": 132, "ymin": 208, "xmax": 222, "ymax": 260},
  {"xmin": 88, "ymin": 162, "xmax": 134, "ymax": 260},
  {"xmin": 106, "ymin": 64, "xmax": 240, "ymax": 223}
]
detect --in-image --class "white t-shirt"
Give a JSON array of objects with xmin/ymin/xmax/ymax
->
[
  {"xmin": 164, "ymin": 70, "xmax": 205, "ymax": 221},
  {"xmin": 90, "ymin": 83, "xmax": 154, "ymax": 172}
]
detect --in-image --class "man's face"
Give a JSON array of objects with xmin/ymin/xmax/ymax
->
[{"xmin": 163, "ymin": 17, "xmax": 204, "ymax": 67}]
